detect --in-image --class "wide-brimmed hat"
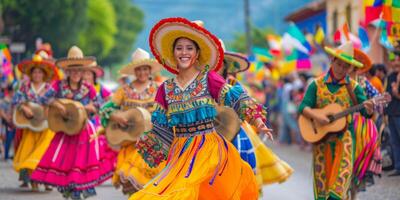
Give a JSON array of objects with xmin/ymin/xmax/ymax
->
[
  {"xmin": 149, "ymin": 17, "xmax": 224, "ymax": 74},
  {"xmin": 119, "ymin": 48, "xmax": 162, "ymax": 75},
  {"xmin": 17, "ymin": 55, "xmax": 57, "ymax": 82},
  {"xmin": 83, "ymin": 61, "xmax": 105, "ymax": 78},
  {"xmin": 353, "ymin": 48, "xmax": 372, "ymax": 74},
  {"xmin": 324, "ymin": 42, "xmax": 363, "ymax": 68},
  {"xmin": 56, "ymin": 46, "xmax": 96, "ymax": 69},
  {"xmin": 219, "ymin": 39, "xmax": 249, "ymax": 74}
]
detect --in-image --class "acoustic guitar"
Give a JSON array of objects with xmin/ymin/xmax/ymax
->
[
  {"xmin": 105, "ymin": 107, "xmax": 152, "ymax": 147},
  {"xmin": 298, "ymin": 93, "xmax": 391, "ymax": 143},
  {"xmin": 13, "ymin": 102, "xmax": 48, "ymax": 132},
  {"xmin": 48, "ymin": 99, "xmax": 87, "ymax": 135},
  {"xmin": 214, "ymin": 105, "xmax": 241, "ymax": 141}
]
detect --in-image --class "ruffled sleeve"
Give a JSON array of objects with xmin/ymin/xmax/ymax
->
[
  {"xmin": 208, "ymin": 71, "xmax": 267, "ymax": 125},
  {"xmin": 136, "ymin": 83, "xmax": 173, "ymax": 168},
  {"xmin": 12, "ymin": 81, "xmax": 28, "ymax": 107}
]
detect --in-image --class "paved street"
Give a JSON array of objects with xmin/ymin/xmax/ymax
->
[{"xmin": 0, "ymin": 144, "xmax": 399, "ymax": 200}]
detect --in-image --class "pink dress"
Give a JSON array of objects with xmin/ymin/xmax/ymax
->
[{"xmin": 31, "ymin": 80, "xmax": 115, "ymax": 191}]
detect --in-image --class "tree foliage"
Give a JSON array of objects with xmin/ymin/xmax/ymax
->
[
  {"xmin": 1, "ymin": 0, "xmax": 88, "ymax": 56},
  {"xmin": 78, "ymin": 0, "xmax": 117, "ymax": 59},
  {"xmin": 101, "ymin": 0, "xmax": 144, "ymax": 66},
  {"xmin": 229, "ymin": 25, "xmax": 275, "ymax": 53}
]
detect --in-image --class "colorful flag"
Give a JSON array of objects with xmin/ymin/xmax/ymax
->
[
  {"xmin": 358, "ymin": 25, "xmax": 370, "ymax": 52},
  {"xmin": 266, "ymin": 34, "xmax": 282, "ymax": 56},
  {"xmin": 252, "ymin": 47, "xmax": 273, "ymax": 62},
  {"xmin": 314, "ymin": 26, "xmax": 325, "ymax": 44},
  {"xmin": 382, "ymin": 0, "xmax": 400, "ymax": 23},
  {"xmin": 286, "ymin": 23, "xmax": 312, "ymax": 54},
  {"xmin": 334, "ymin": 23, "xmax": 362, "ymax": 49},
  {"xmin": 364, "ymin": 0, "xmax": 384, "ymax": 24}
]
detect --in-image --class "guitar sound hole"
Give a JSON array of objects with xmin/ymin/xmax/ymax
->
[{"xmin": 327, "ymin": 115, "xmax": 334, "ymax": 123}]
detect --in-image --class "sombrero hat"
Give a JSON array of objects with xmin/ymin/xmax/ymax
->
[
  {"xmin": 324, "ymin": 42, "xmax": 363, "ymax": 68},
  {"xmin": 149, "ymin": 17, "xmax": 224, "ymax": 74},
  {"xmin": 353, "ymin": 49, "xmax": 372, "ymax": 74},
  {"xmin": 84, "ymin": 61, "xmax": 105, "ymax": 78},
  {"xmin": 119, "ymin": 48, "xmax": 162, "ymax": 75},
  {"xmin": 219, "ymin": 39, "xmax": 250, "ymax": 74},
  {"xmin": 17, "ymin": 54, "xmax": 57, "ymax": 82},
  {"xmin": 56, "ymin": 46, "xmax": 96, "ymax": 69}
]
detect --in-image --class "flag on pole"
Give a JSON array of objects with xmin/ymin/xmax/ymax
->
[
  {"xmin": 364, "ymin": 0, "xmax": 384, "ymax": 24},
  {"xmin": 358, "ymin": 24, "xmax": 370, "ymax": 52},
  {"xmin": 314, "ymin": 26, "xmax": 325, "ymax": 44},
  {"xmin": 266, "ymin": 34, "xmax": 282, "ymax": 56},
  {"xmin": 286, "ymin": 23, "xmax": 312, "ymax": 54},
  {"xmin": 252, "ymin": 47, "xmax": 273, "ymax": 62}
]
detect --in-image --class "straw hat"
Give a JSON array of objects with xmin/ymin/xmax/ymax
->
[
  {"xmin": 119, "ymin": 48, "xmax": 162, "ymax": 75},
  {"xmin": 17, "ymin": 55, "xmax": 57, "ymax": 82},
  {"xmin": 84, "ymin": 61, "xmax": 105, "ymax": 78},
  {"xmin": 219, "ymin": 40, "xmax": 250, "ymax": 74},
  {"xmin": 353, "ymin": 49, "xmax": 372, "ymax": 74},
  {"xmin": 56, "ymin": 46, "xmax": 96, "ymax": 69},
  {"xmin": 149, "ymin": 17, "xmax": 224, "ymax": 74},
  {"xmin": 324, "ymin": 42, "xmax": 363, "ymax": 68}
]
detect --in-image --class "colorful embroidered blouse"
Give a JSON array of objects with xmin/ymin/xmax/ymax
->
[
  {"xmin": 100, "ymin": 81, "xmax": 158, "ymax": 127},
  {"xmin": 298, "ymin": 73, "xmax": 369, "ymax": 117},
  {"xmin": 12, "ymin": 81, "xmax": 55, "ymax": 106},
  {"xmin": 52, "ymin": 80, "xmax": 96, "ymax": 105},
  {"xmin": 137, "ymin": 70, "xmax": 266, "ymax": 167}
]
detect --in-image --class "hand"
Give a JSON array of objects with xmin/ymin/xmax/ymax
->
[
  {"xmin": 85, "ymin": 104, "xmax": 97, "ymax": 114},
  {"xmin": 110, "ymin": 113, "xmax": 128, "ymax": 127},
  {"xmin": 313, "ymin": 113, "xmax": 330, "ymax": 126},
  {"xmin": 56, "ymin": 104, "xmax": 67, "ymax": 116},
  {"xmin": 392, "ymin": 82, "xmax": 399, "ymax": 95},
  {"xmin": 22, "ymin": 105, "xmax": 33, "ymax": 118},
  {"xmin": 363, "ymin": 100, "xmax": 374, "ymax": 115},
  {"xmin": 255, "ymin": 118, "xmax": 274, "ymax": 141}
]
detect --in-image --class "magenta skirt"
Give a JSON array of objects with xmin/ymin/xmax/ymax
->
[{"xmin": 31, "ymin": 121, "xmax": 116, "ymax": 190}]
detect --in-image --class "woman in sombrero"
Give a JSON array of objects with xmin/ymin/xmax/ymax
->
[
  {"xmin": 99, "ymin": 48, "xmax": 165, "ymax": 196},
  {"xmin": 130, "ymin": 17, "xmax": 271, "ymax": 200},
  {"xmin": 30, "ymin": 46, "xmax": 115, "ymax": 200},
  {"xmin": 12, "ymin": 54, "xmax": 58, "ymax": 191},
  {"xmin": 217, "ymin": 41, "xmax": 294, "ymax": 188}
]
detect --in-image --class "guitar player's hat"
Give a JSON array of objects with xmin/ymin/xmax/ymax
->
[
  {"xmin": 324, "ymin": 42, "xmax": 363, "ymax": 68},
  {"xmin": 17, "ymin": 54, "xmax": 58, "ymax": 82}
]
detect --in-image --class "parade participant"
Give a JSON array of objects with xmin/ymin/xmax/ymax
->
[
  {"xmin": 82, "ymin": 62, "xmax": 110, "ymax": 125},
  {"xmin": 298, "ymin": 42, "xmax": 374, "ymax": 200},
  {"xmin": 217, "ymin": 41, "xmax": 293, "ymax": 186},
  {"xmin": 30, "ymin": 46, "xmax": 115, "ymax": 200},
  {"xmin": 348, "ymin": 49, "xmax": 382, "ymax": 197},
  {"xmin": 12, "ymin": 55, "xmax": 57, "ymax": 191},
  {"xmin": 99, "ymin": 48, "xmax": 165, "ymax": 195},
  {"xmin": 130, "ymin": 17, "xmax": 270, "ymax": 200}
]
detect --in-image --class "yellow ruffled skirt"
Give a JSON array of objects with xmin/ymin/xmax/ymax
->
[
  {"xmin": 13, "ymin": 128, "xmax": 55, "ymax": 172},
  {"xmin": 130, "ymin": 131, "xmax": 259, "ymax": 200},
  {"xmin": 242, "ymin": 122, "xmax": 294, "ymax": 185},
  {"xmin": 113, "ymin": 145, "xmax": 165, "ymax": 193}
]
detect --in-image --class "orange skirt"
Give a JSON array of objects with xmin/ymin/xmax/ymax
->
[{"xmin": 130, "ymin": 131, "xmax": 259, "ymax": 200}]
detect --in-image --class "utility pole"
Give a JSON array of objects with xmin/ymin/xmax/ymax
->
[{"xmin": 244, "ymin": 0, "xmax": 252, "ymax": 55}]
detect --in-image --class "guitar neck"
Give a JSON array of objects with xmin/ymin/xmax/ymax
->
[{"xmin": 332, "ymin": 103, "xmax": 365, "ymax": 121}]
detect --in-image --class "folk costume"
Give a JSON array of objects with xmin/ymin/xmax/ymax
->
[
  {"xmin": 129, "ymin": 17, "xmax": 259, "ymax": 200},
  {"xmin": 100, "ymin": 48, "xmax": 165, "ymax": 195},
  {"xmin": 298, "ymin": 43, "xmax": 371, "ymax": 200},
  {"xmin": 221, "ymin": 47, "xmax": 293, "ymax": 186},
  {"xmin": 351, "ymin": 49, "xmax": 382, "ymax": 191},
  {"xmin": 12, "ymin": 55, "xmax": 57, "ymax": 188},
  {"xmin": 30, "ymin": 46, "xmax": 114, "ymax": 200}
]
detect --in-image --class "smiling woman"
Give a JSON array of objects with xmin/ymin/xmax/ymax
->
[{"xmin": 126, "ymin": 17, "xmax": 274, "ymax": 200}]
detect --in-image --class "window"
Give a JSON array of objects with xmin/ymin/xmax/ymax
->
[{"xmin": 333, "ymin": 9, "xmax": 338, "ymax": 35}]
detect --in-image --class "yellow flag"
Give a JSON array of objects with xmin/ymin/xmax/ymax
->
[{"xmin": 314, "ymin": 27, "xmax": 325, "ymax": 44}]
